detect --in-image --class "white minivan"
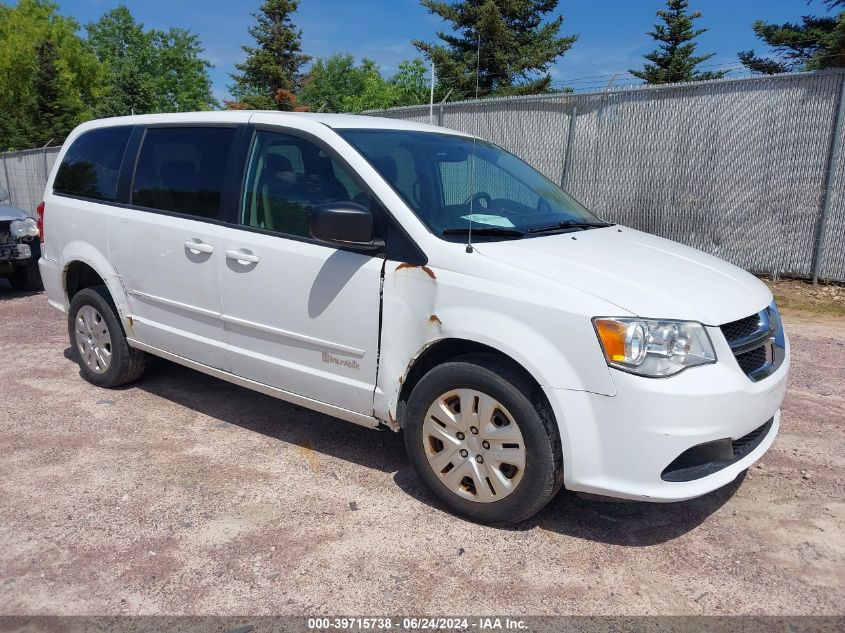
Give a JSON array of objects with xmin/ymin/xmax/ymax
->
[{"xmin": 38, "ymin": 112, "xmax": 789, "ymax": 525}]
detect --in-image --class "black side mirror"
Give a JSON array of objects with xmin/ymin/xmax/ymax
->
[{"xmin": 310, "ymin": 202, "xmax": 385, "ymax": 251}]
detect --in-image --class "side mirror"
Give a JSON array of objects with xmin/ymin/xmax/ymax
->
[
  {"xmin": 0, "ymin": 189, "xmax": 9, "ymax": 203},
  {"xmin": 310, "ymin": 202, "xmax": 384, "ymax": 251}
]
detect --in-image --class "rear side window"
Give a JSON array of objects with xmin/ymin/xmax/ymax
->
[
  {"xmin": 54, "ymin": 126, "xmax": 131, "ymax": 201},
  {"xmin": 132, "ymin": 127, "xmax": 236, "ymax": 219}
]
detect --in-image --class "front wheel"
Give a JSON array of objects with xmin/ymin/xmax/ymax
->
[{"xmin": 403, "ymin": 354, "xmax": 563, "ymax": 525}]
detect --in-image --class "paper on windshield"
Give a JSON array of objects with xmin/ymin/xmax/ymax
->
[{"xmin": 459, "ymin": 214, "xmax": 516, "ymax": 228}]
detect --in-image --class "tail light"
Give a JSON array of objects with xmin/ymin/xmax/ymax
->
[{"xmin": 36, "ymin": 201, "xmax": 45, "ymax": 242}]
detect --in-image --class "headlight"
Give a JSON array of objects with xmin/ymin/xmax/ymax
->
[
  {"xmin": 593, "ymin": 317, "xmax": 716, "ymax": 377},
  {"xmin": 9, "ymin": 217, "xmax": 39, "ymax": 238},
  {"xmin": 769, "ymin": 300, "xmax": 785, "ymax": 347}
]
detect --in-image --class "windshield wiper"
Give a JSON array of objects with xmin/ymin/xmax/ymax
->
[
  {"xmin": 527, "ymin": 220, "xmax": 614, "ymax": 234},
  {"xmin": 442, "ymin": 227, "xmax": 525, "ymax": 238}
]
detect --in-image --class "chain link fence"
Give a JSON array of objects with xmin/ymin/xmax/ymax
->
[
  {"xmin": 2, "ymin": 71, "xmax": 843, "ymax": 281},
  {"xmin": 369, "ymin": 70, "xmax": 845, "ymax": 283}
]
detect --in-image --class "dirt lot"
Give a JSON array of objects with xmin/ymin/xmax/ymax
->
[{"xmin": 0, "ymin": 279, "xmax": 843, "ymax": 616}]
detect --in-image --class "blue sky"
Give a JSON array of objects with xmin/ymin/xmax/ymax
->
[{"xmin": 55, "ymin": 0, "xmax": 809, "ymax": 103}]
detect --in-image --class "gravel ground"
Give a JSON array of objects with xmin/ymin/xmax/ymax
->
[{"xmin": 0, "ymin": 279, "xmax": 843, "ymax": 616}]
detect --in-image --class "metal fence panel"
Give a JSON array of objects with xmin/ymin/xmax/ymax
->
[
  {"xmin": 818, "ymin": 84, "xmax": 845, "ymax": 282},
  {"xmin": 369, "ymin": 71, "xmax": 845, "ymax": 282},
  {"xmin": 0, "ymin": 147, "xmax": 60, "ymax": 215},
  {"xmin": 564, "ymin": 73, "xmax": 838, "ymax": 279},
  {"xmin": 444, "ymin": 98, "xmax": 575, "ymax": 185},
  {"xmin": 2, "ymin": 73, "xmax": 843, "ymax": 281}
]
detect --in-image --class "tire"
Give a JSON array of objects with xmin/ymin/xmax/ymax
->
[
  {"xmin": 67, "ymin": 286, "xmax": 145, "ymax": 388},
  {"xmin": 403, "ymin": 353, "xmax": 563, "ymax": 526},
  {"xmin": 8, "ymin": 262, "xmax": 42, "ymax": 291}
]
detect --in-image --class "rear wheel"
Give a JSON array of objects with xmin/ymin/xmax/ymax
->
[
  {"xmin": 403, "ymin": 353, "xmax": 562, "ymax": 525},
  {"xmin": 68, "ymin": 286, "xmax": 145, "ymax": 387}
]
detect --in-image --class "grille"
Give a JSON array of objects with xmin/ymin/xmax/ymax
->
[
  {"xmin": 720, "ymin": 314, "xmax": 763, "ymax": 345},
  {"xmin": 720, "ymin": 310, "xmax": 773, "ymax": 381},
  {"xmin": 736, "ymin": 346, "xmax": 767, "ymax": 375}
]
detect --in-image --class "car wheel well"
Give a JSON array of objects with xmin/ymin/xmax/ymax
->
[
  {"xmin": 396, "ymin": 339, "xmax": 552, "ymax": 428},
  {"xmin": 65, "ymin": 261, "xmax": 107, "ymax": 302}
]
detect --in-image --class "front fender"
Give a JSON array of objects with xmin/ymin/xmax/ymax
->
[{"xmin": 374, "ymin": 262, "xmax": 618, "ymax": 424}]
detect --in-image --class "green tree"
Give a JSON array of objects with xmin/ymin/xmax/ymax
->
[
  {"xmin": 0, "ymin": 0, "xmax": 101, "ymax": 150},
  {"xmin": 149, "ymin": 28, "xmax": 217, "ymax": 111},
  {"xmin": 352, "ymin": 61, "xmax": 397, "ymax": 111},
  {"xmin": 390, "ymin": 58, "xmax": 431, "ymax": 106},
  {"xmin": 738, "ymin": 1, "xmax": 845, "ymax": 74},
  {"xmin": 298, "ymin": 54, "xmax": 395, "ymax": 112},
  {"xmin": 298, "ymin": 56, "xmax": 433, "ymax": 113},
  {"xmin": 230, "ymin": 0, "xmax": 311, "ymax": 110},
  {"xmin": 630, "ymin": 0, "xmax": 726, "ymax": 84},
  {"xmin": 86, "ymin": 6, "xmax": 216, "ymax": 117},
  {"xmin": 413, "ymin": 0, "xmax": 577, "ymax": 99},
  {"xmin": 298, "ymin": 54, "xmax": 366, "ymax": 112}
]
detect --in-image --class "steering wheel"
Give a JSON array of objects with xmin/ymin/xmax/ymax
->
[{"xmin": 462, "ymin": 191, "xmax": 492, "ymax": 210}]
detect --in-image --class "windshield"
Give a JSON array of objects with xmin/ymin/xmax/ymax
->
[{"xmin": 338, "ymin": 129, "xmax": 603, "ymax": 240}]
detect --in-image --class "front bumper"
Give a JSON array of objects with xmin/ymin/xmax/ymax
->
[
  {"xmin": 0, "ymin": 241, "xmax": 31, "ymax": 262},
  {"xmin": 545, "ymin": 328, "xmax": 790, "ymax": 502}
]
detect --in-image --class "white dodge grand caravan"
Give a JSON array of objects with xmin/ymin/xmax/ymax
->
[{"xmin": 39, "ymin": 112, "xmax": 789, "ymax": 525}]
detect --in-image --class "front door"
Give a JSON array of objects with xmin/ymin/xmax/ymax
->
[{"xmin": 219, "ymin": 128, "xmax": 383, "ymax": 414}]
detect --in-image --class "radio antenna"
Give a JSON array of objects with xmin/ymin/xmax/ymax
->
[{"xmin": 466, "ymin": 32, "xmax": 481, "ymax": 254}]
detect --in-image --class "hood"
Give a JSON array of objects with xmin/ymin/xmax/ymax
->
[
  {"xmin": 474, "ymin": 226, "xmax": 771, "ymax": 326},
  {"xmin": 0, "ymin": 205, "xmax": 32, "ymax": 222}
]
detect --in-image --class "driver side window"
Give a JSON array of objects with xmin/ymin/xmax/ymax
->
[{"xmin": 241, "ymin": 130, "xmax": 371, "ymax": 238}]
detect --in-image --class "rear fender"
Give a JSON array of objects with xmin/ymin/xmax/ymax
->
[{"xmin": 61, "ymin": 241, "xmax": 132, "ymax": 334}]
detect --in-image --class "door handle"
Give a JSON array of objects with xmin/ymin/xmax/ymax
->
[
  {"xmin": 225, "ymin": 249, "xmax": 260, "ymax": 264},
  {"xmin": 184, "ymin": 240, "xmax": 214, "ymax": 254}
]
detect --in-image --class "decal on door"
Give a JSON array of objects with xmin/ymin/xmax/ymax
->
[{"xmin": 322, "ymin": 352, "xmax": 361, "ymax": 371}]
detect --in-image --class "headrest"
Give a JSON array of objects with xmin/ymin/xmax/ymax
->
[{"xmin": 263, "ymin": 154, "xmax": 293, "ymax": 174}]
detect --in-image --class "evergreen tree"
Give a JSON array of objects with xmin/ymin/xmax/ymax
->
[
  {"xmin": 738, "ymin": 1, "xmax": 845, "ymax": 74},
  {"xmin": 33, "ymin": 35, "xmax": 84, "ymax": 145},
  {"xmin": 412, "ymin": 0, "xmax": 577, "ymax": 99},
  {"xmin": 230, "ymin": 0, "xmax": 311, "ymax": 110},
  {"xmin": 630, "ymin": 0, "xmax": 726, "ymax": 84}
]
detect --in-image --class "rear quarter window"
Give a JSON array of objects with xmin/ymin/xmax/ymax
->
[{"xmin": 53, "ymin": 126, "xmax": 132, "ymax": 201}]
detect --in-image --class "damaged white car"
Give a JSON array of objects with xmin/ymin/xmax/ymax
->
[
  {"xmin": 0, "ymin": 189, "xmax": 42, "ymax": 291},
  {"xmin": 38, "ymin": 113, "xmax": 788, "ymax": 525}
]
